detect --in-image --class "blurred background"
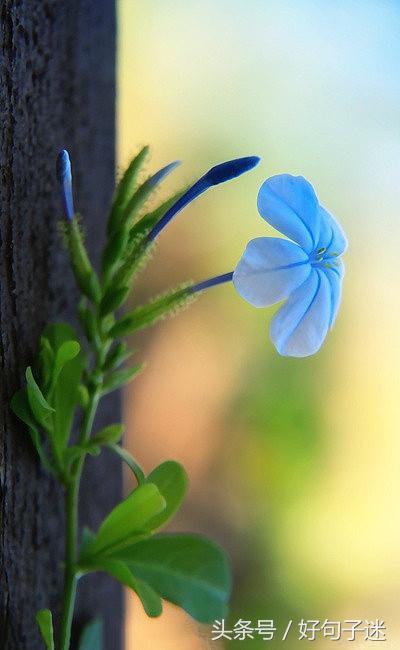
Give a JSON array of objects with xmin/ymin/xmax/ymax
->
[{"xmin": 117, "ymin": 1, "xmax": 400, "ymax": 647}]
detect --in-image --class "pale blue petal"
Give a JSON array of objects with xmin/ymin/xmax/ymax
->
[
  {"xmin": 316, "ymin": 205, "xmax": 348, "ymax": 255},
  {"xmin": 233, "ymin": 237, "xmax": 311, "ymax": 307},
  {"xmin": 257, "ymin": 175, "xmax": 320, "ymax": 254},
  {"xmin": 322, "ymin": 260, "xmax": 344, "ymax": 327},
  {"xmin": 270, "ymin": 269, "xmax": 331, "ymax": 357}
]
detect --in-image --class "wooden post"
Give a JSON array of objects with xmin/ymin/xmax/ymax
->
[{"xmin": 0, "ymin": 1, "xmax": 122, "ymax": 647}]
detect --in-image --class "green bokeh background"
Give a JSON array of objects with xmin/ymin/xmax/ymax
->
[{"xmin": 118, "ymin": 2, "xmax": 400, "ymax": 647}]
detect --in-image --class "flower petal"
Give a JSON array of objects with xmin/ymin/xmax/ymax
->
[
  {"xmin": 270, "ymin": 269, "xmax": 332, "ymax": 357},
  {"xmin": 233, "ymin": 237, "xmax": 311, "ymax": 307},
  {"xmin": 257, "ymin": 175, "xmax": 320, "ymax": 254},
  {"xmin": 322, "ymin": 261, "xmax": 344, "ymax": 327},
  {"xmin": 316, "ymin": 205, "xmax": 347, "ymax": 255}
]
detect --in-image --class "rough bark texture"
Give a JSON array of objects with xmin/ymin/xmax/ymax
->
[{"xmin": 0, "ymin": 1, "xmax": 122, "ymax": 648}]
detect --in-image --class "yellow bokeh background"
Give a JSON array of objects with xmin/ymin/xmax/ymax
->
[{"xmin": 118, "ymin": 1, "xmax": 400, "ymax": 647}]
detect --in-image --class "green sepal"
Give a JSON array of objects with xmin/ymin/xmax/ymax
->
[
  {"xmin": 119, "ymin": 167, "xmax": 177, "ymax": 231},
  {"xmin": 109, "ymin": 285, "xmax": 194, "ymax": 338},
  {"xmin": 80, "ymin": 482, "xmax": 166, "ymax": 560},
  {"xmin": 128, "ymin": 187, "xmax": 189, "ymax": 245},
  {"xmin": 101, "ymin": 226, "xmax": 129, "ymax": 279},
  {"xmin": 111, "ymin": 240, "xmax": 154, "ymax": 290},
  {"xmin": 116, "ymin": 534, "xmax": 232, "ymax": 624},
  {"xmin": 78, "ymin": 618, "xmax": 103, "ymax": 650},
  {"xmin": 108, "ymin": 146, "xmax": 149, "ymax": 235},
  {"xmin": 145, "ymin": 461, "xmax": 188, "ymax": 530},
  {"xmin": 67, "ymin": 219, "xmax": 101, "ymax": 303},
  {"xmin": 102, "ymin": 342, "xmax": 132, "ymax": 372},
  {"xmin": 108, "ymin": 444, "xmax": 146, "ymax": 486},
  {"xmin": 78, "ymin": 301, "xmax": 98, "ymax": 343},
  {"xmin": 25, "ymin": 367, "xmax": 54, "ymax": 427},
  {"xmin": 11, "ymin": 389, "xmax": 53, "ymax": 473},
  {"xmin": 99, "ymin": 286, "xmax": 129, "ymax": 318},
  {"xmin": 36, "ymin": 609, "xmax": 54, "ymax": 650},
  {"xmin": 110, "ymin": 190, "xmax": 189, "ymax": 290},
  {"xmin": 102, "ymin": 364, "xmax": 143, "ymax": 395}
]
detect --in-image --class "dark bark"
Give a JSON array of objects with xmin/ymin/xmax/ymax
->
[{"xmin": 0, "ymin": 1, "xmax": 122, "ymax": 648}]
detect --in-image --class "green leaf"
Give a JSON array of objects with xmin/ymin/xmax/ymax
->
[
  {"xmin": 78, "ymin": 618, "xmax": 103, "ymax": 650},
  {"xmin": 36, "ymin": 609, "xmax": 54, "ymax": 650},
  {"xmin": 108, "ymin": 146, "xmax": 149, "ymax": 235},
  {"xmin": 26, "ymin": 367, "xmax": 54, "ymax": 426},
  {"xmin": 102, "ymin": 226, "xmax": 129, "ymax": 278},
  {"xmin": 80, "ymin": 527, "xmax": 96, "ymax": 557},
  {"xmin": 11, "ymin": 389, "xmax": 53, "ymax": 472},
  {"xmin": 146, "ymin": 461, "xmax": 188, "ymax": 530},
  {"xmin": 92, "ymin": 424, "xmax": 124, "ymax": 446},
  {"xmin": 130, "ymin": 575, "xmax": 163, "ymax": 618},
  {"xmin": 108, "ymin": 444, "xmax": 146, "ymax": 486},
  {"xmin": 84, "ymin": 558, "xmax": 162, "ymax": 618},
  {"xmin": 102, "ymin": 364, "xmax": 143, "ymax": 395},
  {"xmin": 81, "ymin": 483, "xmax": 166, "ymax": 559},
  {"xmin": 109, "ymin": 286, "xmax": 194, "ymax": 338},
  {"xmin": 111, "ymin": 239, "xmax": 154, "ymax": 290},
  {"xmin": 63, "ymin": 442, "xmax": 101, "ymax": 466},
  {"xmin": 99, "ymin": 286, "xmax": 129, "ymax": 317},
  {"xmin": 52, "ymin": 340, "xmax": 80, "ymax": 387},
  {"xmin": 121, "ymin": 534, "xmax": 232, "ymax": 623},
  {"xmin": 39, "ymin": 337, "xmax": 54, "ymax": 391},
  {"xmin": 43, "ymin": 323, "xmax": 84, "ymax": 452}
]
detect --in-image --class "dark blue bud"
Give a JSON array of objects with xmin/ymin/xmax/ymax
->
[
  {"xmin": 204, "ymin": 156, "xmax": 260, "ymax": 186},
  {"xmin": 56, "ymin": 149, "xmax": 71, "ymax": 184},
  {"xmin": 56, "ymin": 149, "xmax": 75, "ymax": 220},
  {"xmin": 147, "ymin": 155, "xmax": 261, "ymax": 241}
]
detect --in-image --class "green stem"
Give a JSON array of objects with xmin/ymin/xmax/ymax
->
[
  {"xmin": 59, "ymin": 387, "xmax": 101, "ymax": 650},
  {"xmin": 59, "ymin": 478, "xmax": 79, "ymax": 650},
  {"xmin": 59, "ymin": 291, "xmax": 109, "ymax": 649}
]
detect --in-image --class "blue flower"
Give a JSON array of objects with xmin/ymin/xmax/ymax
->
[{"xmin": 233, "ymin": 174, "xmax": 347, "ymax": 357}]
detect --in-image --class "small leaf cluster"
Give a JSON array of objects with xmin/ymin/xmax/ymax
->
[
  {"xmin": 12, "ymin": 323, "xmax": 85, "ymax": 480},
  {"xmin": 11, "ymin": 323, "xmax": 124, "ymax": 482},
  {"xmin": 79, "ymin": 460, "xmax": 231, "ymax": 622}
]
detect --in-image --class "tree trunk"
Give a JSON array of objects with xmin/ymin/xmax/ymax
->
[{"xmin": 0, "ymin": 1, "xmax": 122, "ymax": 648}]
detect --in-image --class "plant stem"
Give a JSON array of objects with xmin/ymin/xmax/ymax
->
[
  {"xmin": 59, "ymin": 387, "xmax": 101, "ymax": 650},
  {"xmin": 59, "ymin": 478, "xmax": 79, "ymax": 650}
]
